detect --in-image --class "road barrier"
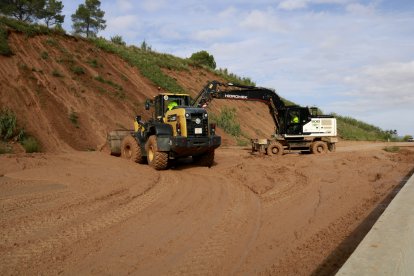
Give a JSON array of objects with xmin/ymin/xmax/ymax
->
[{"xmin": 336, "ymin": 173, "xmax": 414, "ymax": 275}]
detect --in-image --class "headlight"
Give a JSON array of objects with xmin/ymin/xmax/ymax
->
[
  {"xmin": 204, "ymin": 113, "xmax": 208, "ymax": 118},
  {"xmin": 185, "ymin": 113, "xmax": 190, "ymax": 118}
]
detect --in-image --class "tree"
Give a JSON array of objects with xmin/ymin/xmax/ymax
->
[
  {"xmin": 42, "ymin": 0, "xmax": 64, "ymax": 27},
  {"xmin": 0, "ymin": 0, "xmax": 45, "ymax": 22},
  {"xmin": 71, "ymin": 0, "xmax": 106, "ymax": 38},
  {"xmin": 140, "ymin": 40, "xmax": 151, "ymax": 51},
  {"xmin": 189, "ymin": 50, "xmax": 216, "ymax": 69}
]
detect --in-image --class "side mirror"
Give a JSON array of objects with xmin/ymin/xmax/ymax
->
[{"xmin": 145, "ymin": 99, "xmax": 151, "ymax": 110}]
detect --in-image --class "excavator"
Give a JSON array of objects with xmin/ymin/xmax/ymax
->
[{"xmin": 192, "ymin": 81, "xmax": 338, "ymax": 155}]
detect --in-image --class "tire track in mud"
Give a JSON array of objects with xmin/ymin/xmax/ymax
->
[
  {"xmin": 168, "ymin": 174, "xmax": 261, "ymax": 276},
  {"xmin": 1, "ymin": 189, "xmax": 126, "ymax": 248},
  {"xmin": 0, "ymin": 173, "xmax": 171, "ymax": 275}
]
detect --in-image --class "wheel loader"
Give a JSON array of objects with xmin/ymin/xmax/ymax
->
[{"xmin": 107, "ymin": 93, "xmax": 221, "ymax": 170}]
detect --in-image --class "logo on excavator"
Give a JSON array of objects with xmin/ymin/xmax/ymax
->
[{"xmin": 225, "ymin": 94, "xmax": 248, "ymax": 99}]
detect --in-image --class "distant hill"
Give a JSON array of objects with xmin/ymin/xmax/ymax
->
[{"xmin": 0, "ymin": 17, "xmax": 393, "ymax": 153}]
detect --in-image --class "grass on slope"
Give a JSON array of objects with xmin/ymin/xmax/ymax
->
[
  {"xmin": 335, "ymin": 114, "xmax": 391, "ymax": 141},
  {"xmin": 92, "ymin": 37, "xmax": 186, "ymax": 93}
]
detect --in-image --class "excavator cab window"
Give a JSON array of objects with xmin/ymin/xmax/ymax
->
[
  {"xmin": 286, "ymin": 108, "xmax": 302, "ymax": 135},
  {"xmin": 285, "ymin": 107, "xmax": 312, "ymax": 135}
]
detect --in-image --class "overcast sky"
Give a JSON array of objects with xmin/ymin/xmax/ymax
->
[{"xmin": 61, "ymin": 0, "xmax": 414, "ymax": 136}]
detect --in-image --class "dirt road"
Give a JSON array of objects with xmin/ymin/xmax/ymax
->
[{"xmin": 1, "ymin": 142, "xmax": 413, "ymax": 275}]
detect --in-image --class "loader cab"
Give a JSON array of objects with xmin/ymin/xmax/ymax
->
[{"xmin": 148, "ymin": 94, "xmax": 191, "ymax": 122}]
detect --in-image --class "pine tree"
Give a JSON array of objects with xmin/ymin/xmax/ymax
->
[
  {"xmin": 42, "ymin": 0, "xmax": 64, "ymax": 27},
  {"xmin": 71, "ymin": 0, "xmax": 106, "ymax": 38},
  {"xmin": 0, "ymin": 0, "xmax": 45, "ymax": 22}
]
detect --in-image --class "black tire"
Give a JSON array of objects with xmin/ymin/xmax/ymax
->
[
  {"xmin": 328, "ymin": 143, "xmax": 336, "ymax": 152},
  {"xmin": 312, "ymin": 141, "xmax": 328, "ymax": 154},
  {"xmin": 267, "ymin": 142, "xmax": 284, "ymax": 156},
  {"xmin": 146, "ymin": 135, "xmax": 168, "ymax": 170},
  {"xmin": 193, "ymin": 150, "xmax": 215, "ymax": 167},
  {"xmin": 121, "ymin": 136, "xmax": 145, "ymax": 163}
]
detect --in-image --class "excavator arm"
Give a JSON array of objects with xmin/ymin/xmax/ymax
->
[{"xmin": 192, "ymin": 81, "xmax": 286, "ymax": 133}]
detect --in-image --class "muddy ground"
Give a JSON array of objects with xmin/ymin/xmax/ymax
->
[{"xmin": 1, "ymin": 142, "xmax": 413, "ymax": 275}]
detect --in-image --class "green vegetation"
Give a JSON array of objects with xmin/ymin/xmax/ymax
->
[
  {"xmin": 0, "ymin": 108, "xmax": 17, "ymax": 140},
  {"xmin": 70, "ymin": 65, "xmax": 85, "ymax": 75},
  {"xmin": 92, "ymin": 37, "xmax": 185, "ymax": 93},
  {"xmin": 211, "ymin": 107, "xmax": 242, "ymax": 137},
  {"xmin": 402, "ymin": 135, "xmax": 413, "ymax": 142},
  {"xmin": 94, "ymin": 75, "xmax": 122, "ymax": 89},
  {"xmin": 335, "ymin": 114, "xmax": 391, "ymax": 141},
  {"xmin": 214, "ymin": 68, "xmax": 255, "ymax": 86},
  {"xmin": 0, "ymin": 26, "xmax": 12, "ymax": 56},
  {"xmin": 110, "ymin": 35, "xmax": 125, "ymax": 46},
  {"xmin": 71, "ymin": 0, "xmax": 106, "ymax": 38},
  {"xmin": 0, "ymin": 16, "xmax": 50, "ymax": 37},
  {"xmin": 94, "ymin": 75, "xmax": 125, "ymax": 99},
  {"xmin": 189, "ymin": 50, "xmax": 216, "ymax": 69},
  {"xmin": 52, "ymin": 69, "xmax": 63, "ymax": 77},
  {"xmin": 44, "ymin": 37, "xmax": 59, "ymax": 47},
  {"xmin": 86, "ymin": 58, "xmax": 99, "ymax": 67},
  {"xmin": 21, "ymin": 136, "xmax": 40, "ymax": 153},
  {"xmin": 40, "ymin": 51, "xmax": 49, "ymax": 59},
  {"xmin": 42, "ymin": 0, "xmax": 65, "ymax": 28},
  {"xmin": 69, "ymin": 110, "xmax": 79, "ymax": 128},
  {"xmin": 0, "ymin": 108, "xmax": 40, "ymax": 153},
  {"xmin": 383, "ymin": 146, "xmax": 400, "ymax": 153}
]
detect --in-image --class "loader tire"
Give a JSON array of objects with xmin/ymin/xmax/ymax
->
[
  {"xmin": 312, "ymin": 141, "xmax": 328, "ymax": 154},
  {"xmin": 267, "ymin": 142, "xmax": 284, "ymax": 156},
  {"xmin": 121, "ymin": 135, "xmax": 145, "ymax": 163},
  {"xmin": 146, "ymin": 135, "xmax": 168, "ymax": 170},
  {"xmin": 193, "ymin": 150, "xmax": 215, "ymax": 167}
]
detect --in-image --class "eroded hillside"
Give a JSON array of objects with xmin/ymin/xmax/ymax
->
[{"xmin": 0, "ymin": 30, "xmax": 275, "ymax": 152}]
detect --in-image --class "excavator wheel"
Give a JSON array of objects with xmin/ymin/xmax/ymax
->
[
  {"xmin": 193, "ymin": 150, "xmax": 215, "ymax": 167},
  {"xmin": 146, "ymin": 135, "xmax": 169, "ymax": 170},
  {"xmin": 311, "ymin": 141, "xmax": 328, "ymax": 154},
  {"xmin": 267, "ymin": 142, "xmax": 284, "ymax": 156},
  {"xmin": 121, "ymin": 135, "xmax": 145, "ymax": 163}
]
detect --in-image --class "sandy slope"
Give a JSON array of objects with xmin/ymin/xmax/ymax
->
[
  {"xmin": 0, "ymin": 32, "xmax": 275, "ymax": 152},
  {"xmin": 1, "ymin": 142, "xmax": 413, "ymax": 275}
]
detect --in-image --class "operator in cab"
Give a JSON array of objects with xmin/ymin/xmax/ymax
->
[{"xmin": 167, "ymin": 101, "xmax": 178, "ymax": 111}]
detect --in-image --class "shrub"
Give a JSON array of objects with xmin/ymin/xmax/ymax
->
[
  {"xmin": 40, "ymin": 51, "xmax": 49, "ymax": 59},
  {"xmin": 21, "ymin": 136, "xmax": 40, "ymax": 153},
  {"xmin": 214, "ymin": 68, "xmax": 256, "ymax": 86},
  {"xmin": 189, "ymin": 50, "xmax": 216, "ymax": 69},
  {"xmin": 211, "ymin": 107, "xmax": 241, "ymax": 137},
  {"xmin": 44, "ymin": 37, "xmax": 59, "ymax": 47},
  {"xmin": 70, "ymin": 65, "xmax": 85, "ymax": 75},
  {"xmin": 69, "ymin": 111, "xmax": 79, "ymax": 128},
  {"xmin": 111, "ymin": 35, "xmax": 126, "ymax": 46},
  {"xmin": 87, "ymin": 58, "xmax": 99, "ymax": 68},
  {"xmin": 0, "ymin": 108, "xmax": 17, "ymax": 140},
  {"xmin": 0, "ymin": 27, "xmax": 12, "ymax": 56},
  {"xmin": 52, "ymin": 69, "xmax": 63, "ymax": 77}
]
